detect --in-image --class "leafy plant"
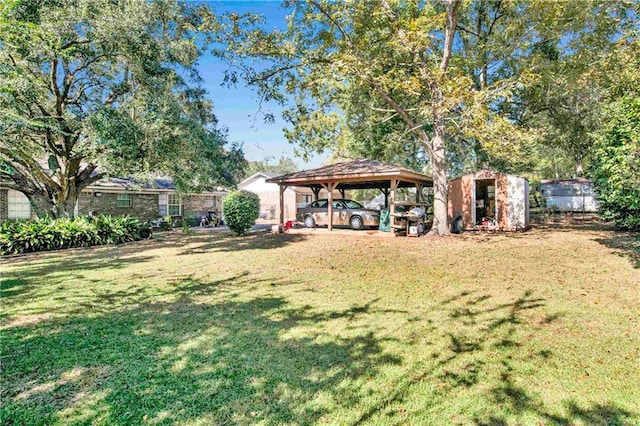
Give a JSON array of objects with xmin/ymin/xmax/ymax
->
[
  {"xmin": 591, "ymin": 98, "xmax": 640, "ymax": 231},
  {"xmin": 182, "ymin": 219, "xmax": 194, "ymax": 236},
  {"xmin": 222, "ymin": 190, "xmax": 260, "ymax": 236},
  {"xmin": 0, "ymin": 215, "xmax": 142, "ymax": 255},
  {"xmin": 0, "ymin": 0, "xmax": 245, "ymax": 218}
]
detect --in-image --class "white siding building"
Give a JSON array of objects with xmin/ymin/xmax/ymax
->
[{"xmin": 540, "ymin": 179, "xmax": 599, "ymax": 212}]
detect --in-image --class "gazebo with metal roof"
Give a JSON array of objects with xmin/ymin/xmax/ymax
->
[{"xmin": 266, "ymin": 158, "xmax": 433, "ymax": 231}]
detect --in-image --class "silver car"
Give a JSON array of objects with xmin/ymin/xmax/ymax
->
[{"xmin": 296, "ymin": 199, "xmax": 380, "ymax": 230}]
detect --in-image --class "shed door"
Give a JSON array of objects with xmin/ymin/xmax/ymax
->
[{"xmin": 473, "ymin": 179, "xmax": 496, "ymax": 225}]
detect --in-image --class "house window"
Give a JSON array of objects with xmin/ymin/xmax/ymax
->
[
  {"xmin": 8, "ymin": 190, "xmax": 31, "ymax": 219},
  {"xmin": 168, "ymin": 193, "xmax": 181, "ymax": 215},
  {"xmin": 116, "ymin": 193, "xmax": 132, "ymax": 208},
  {"xmin": 302, "ymin": 194, "xmax": 312, "ymax": 204}
]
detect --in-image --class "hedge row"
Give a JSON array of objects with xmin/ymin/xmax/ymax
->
[{"xmin": 0, "ymin": 215, "xmax": 143, "ymax": 255}]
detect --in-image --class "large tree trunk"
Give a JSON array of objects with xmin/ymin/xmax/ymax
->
[
  {"xmin": 575, "ymin": 156, "xmax": 584, "ymax": 177},
  {"xmin": 26, "ymin": 191, "xmax": 57, "ymax": 218},
  {"xmin": 23, "ymin": 186, "xmax": 78, "ymax": 219},
  {"xmin": 8, "ymin": 159, "xmax": 99, "ymax": 219},
  {"xmin": 428, "ymin": 111, "xmax": 450, "ymax": 236},
  {"xmin": 425, "ymin": 0, "xmax": 458, "ymax": 236}
]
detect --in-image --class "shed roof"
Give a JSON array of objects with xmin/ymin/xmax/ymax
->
[
  {"xmin": 540, "ymin": 178, "xmax": 592, "ymax": 185},
  {"xmin": 266, "ymin": 158, "xmax": 432, "ymax": 190},
  {"xmin": 449, "ymin": 169, "xmax": 529, "ymax": 183}
]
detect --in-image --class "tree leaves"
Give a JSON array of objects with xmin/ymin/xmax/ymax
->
[{"xmin": 1, "ymin": 0, "xmax": 245, "ymax": 217}]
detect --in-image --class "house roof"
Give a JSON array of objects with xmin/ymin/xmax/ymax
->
[
  {"xmin": 540, "ymin": 178, "xmax": 593, "ymax": 185},
  {"xmin": 266, "ymin": 158, "xmax": 432, "ymax": 190},
  {"xmin": 238, "ymin": 171, "xmax": 283, "ymax": 189},
  {"xmin": 87, "ymin": 177, "xmax": 226, "ymax": 194},
  {"xmin": 259, "ymin": 172, "xmax": 282, "ymax": 179}
]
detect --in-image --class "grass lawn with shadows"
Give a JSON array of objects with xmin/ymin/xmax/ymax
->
[{"xmin": 1, "ymin": 223, "xmax": 639, "ymax": 425}]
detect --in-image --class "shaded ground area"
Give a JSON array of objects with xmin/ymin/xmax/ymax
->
[{"xmin": 1, "ymin": 222, "xmax": 638, "ymax": 425}]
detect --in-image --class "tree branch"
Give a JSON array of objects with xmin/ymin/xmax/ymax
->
[
  {"xmin": 370, "ymin": 82, "xmax": 433, "ymax": 156},
  {"xmin": 0, "ymin": 147, "xmax": 60, "ymax": 190},
  {"xmin": 485, "ymin": 1, "xmax": 504, "ymax": 41},
  {"xmin": 309, "ymin": 0, "xmax": 354, "ymax": 48},
  {"xmin": 440, "ymin": 0, "xmax": 461, "ymax": 72},
  {"xmin": 249, "ymin": 62, "xmax": 304, "ymax": 84},
  {"xmin": 50, "ymin": 58, "xmax": 63, "ymax": 116},
  {"xmin": 60, "ymin": 39, "xmax": 91, "ymax": 50},
  {"xmin": 456, "ymin": 24, "xmax": 480, "ymax": 38}
]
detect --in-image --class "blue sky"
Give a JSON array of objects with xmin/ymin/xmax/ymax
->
[{"xmin": 196, "ymin": 1, "xmax": 330, "ymax": 169}]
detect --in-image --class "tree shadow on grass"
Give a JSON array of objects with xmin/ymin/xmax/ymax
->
[
  {"xmin": 0, "ymin": 277, "xmax": 30, "ymax": 299},
  {"xmin": 594, "ymin": 233, "xmax": 640, "ymax": 269},
  {"xmin": 352, "ymin": 289, "xmax": 637, "ymax": 425},
  {"xmin": 1, "ymin": 276, "xmax": 402, "ymax": 425},
  {"xmin": 2, "ymin": 230, "xmax": 306, "ymax": 278},
  {"xmin": 1, "ymin": 253, "xmax": 158, "ymax": 320},
  {"xmin": 178, "ymin": 232, "xmax": 308, "ymax": 255},
  {"xmin": 2, "ymin": 281, "xmax": 638, "ymax": 425},
  {"xmin": 479, "ymin": 374, "xmax": 634, "ymax": 426}
]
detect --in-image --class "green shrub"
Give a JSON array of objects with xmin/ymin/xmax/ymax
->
[
  {"xmin": 591, "ymin": 97, "xmax": 640, "ymax": 231},
  {"xmin": 222, "ymin": 190, "xmax": 260, "ymax": 235},
  {"xmin": 0, "ymin": 215, "xmax": 142, "ymax": 255}
]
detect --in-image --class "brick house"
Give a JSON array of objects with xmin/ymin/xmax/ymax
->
[{"xmin": 0, "ymin": 177, "xmax": 227, "ymax": 223}]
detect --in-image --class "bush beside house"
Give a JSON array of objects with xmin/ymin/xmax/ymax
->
[
  {"xmin": 222, "ymin": 190, "xmax": 260, "ymax": 235},
  {"xmin": 0, "ymin": 215, "xmax": 143, "ymax": 255}
]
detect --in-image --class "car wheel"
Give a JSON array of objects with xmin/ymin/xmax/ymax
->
[
  {"xmin": 304, "ymin": 215, "xmax": 316, "ymax": 228},
  {"xmin": 350, "ymin": 215, "xmax": 364, "ymax": 230}
]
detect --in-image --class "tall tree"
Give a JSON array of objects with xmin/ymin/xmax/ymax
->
[
  {"xmin": 512, "ymin": 1, "xmax": 636, "ymax": 178},
  {"xmin": 214, "ymin": 1, "xmax": 632, "ymax": 234},
  {"xmin": 0, "ymin": 0, "xmax": 244, "ymax": 218},
  {"xmin": 216, "ymin": 0, "xmax": 466, "ymax": 235},
  {"xmin": 213, "ymin": 0, "xmax": 541, "ymax": 235},
  {"xmin": 591, "ymin": 97, "xmax": 640, "ymax": 231},
  {"xmin": 590, "ymin": 24, "xmax": 640, "ymax": 230}
]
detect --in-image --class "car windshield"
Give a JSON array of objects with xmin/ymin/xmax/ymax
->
[{"xmin": 343, "ymin": 200, "xmax": 363, "ymax": 209}]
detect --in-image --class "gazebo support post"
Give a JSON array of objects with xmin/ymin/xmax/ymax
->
[
  {"xmin": 312, "ymin": 187, "xmax": 321, "ymax": 201},
  {"xmin": 390, "ymin": 179, "xmax": 399, "ymax": 234},
  {"xmin": 416, "ymin": 184, "xmax": 423, "ymax": 203},
  {"xmin": 339, "ymin": 188, "xmax": 345, "ymax": 199},
  {"xmin": 322, "ymin": 182, "xmax": 338, "ymax": 231},
  {"xmin": 278, "ymin": 184, "xmax": 287, "ymax": 225},
  {"xmin": 381, "ymin": 188, "xmax": 390, "ymax": 209}
]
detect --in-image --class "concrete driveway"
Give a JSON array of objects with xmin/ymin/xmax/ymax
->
[{"xmin": 191, "ymin": 220, "xmax": 276, "ymax": 233}]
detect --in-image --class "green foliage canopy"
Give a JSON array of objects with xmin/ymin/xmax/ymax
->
[
  {"xmin": 591, "ymin": 98, "xmax": 640, "ymax": 231},
  {"xmin": 0, "ymin": 0, "xmax": 245, "ymax": 218},
  {"xmin": 212, "ymin": 0, "xmax": 633, "ymax": 234},
  {"xmin": 243, "ymin": 155, "xmax": 298, "ymax": 179}
]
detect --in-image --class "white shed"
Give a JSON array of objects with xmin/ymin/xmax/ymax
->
[{"xmin": 540, "ymin": 179, "xmax": 599, "ymax": 212}]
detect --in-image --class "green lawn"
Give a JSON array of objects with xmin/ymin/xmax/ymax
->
[{"xmin": 1, "ymin": 222, "xmax": 639, "ymax": 425}]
